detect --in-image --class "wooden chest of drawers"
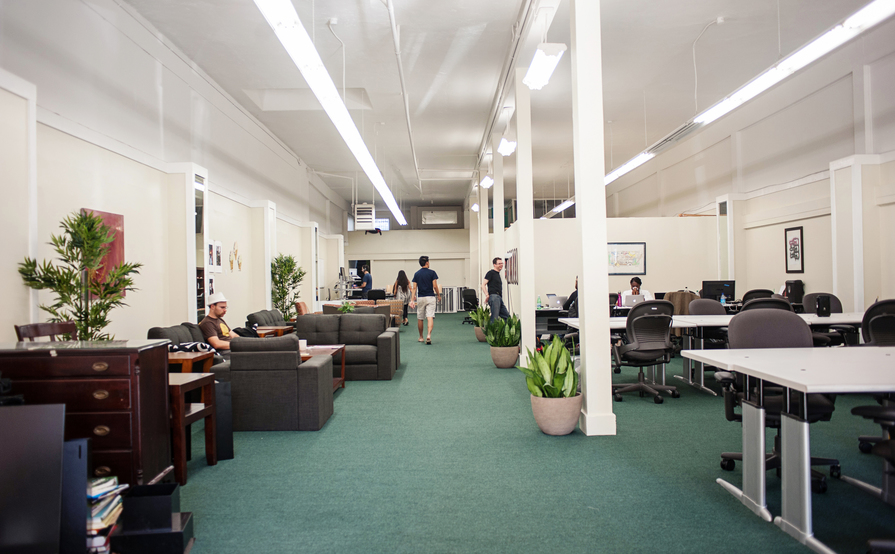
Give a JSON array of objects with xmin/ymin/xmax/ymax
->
[{"xmin": 0, "ymin": 340, "xmax": 173, "ymax": 486}]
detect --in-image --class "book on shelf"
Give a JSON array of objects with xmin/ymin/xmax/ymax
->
[
  {"xmin": 89, "ymin": 494, "xmax": 122, "ymax": 522},
  {"xmin": 88, "ymin": 502, "xmax": 122, "ymax": 532},
  {"xmin": 90, "ymin": 483, "xmax": 129, "ymax": 504},
  {"xmin": 86, "ymin": 523, "xmax": 117, "ymax": 548},
  {"xmin": 87, "ymin": 476, "xmax": 118, "ymax": 498}
]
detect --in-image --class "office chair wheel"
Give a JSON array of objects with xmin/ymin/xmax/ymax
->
[
  {"xmin": 670, "ymin": 391, "xmax": 680, "ymax": 399},
  {"xmin": 654, "ymin": 395, "xmax": 664, "ymax": 404},
  {"xmin": 830, "ymin": 465, "xmax": 842, "ymax": 478},
  {"xmin": 811, "ymin": 477, "xmax": 827, "ymax": 494},
  {"xmin": 613, "ymin": 367, "xmax": 621, "ymax": 374},
  {"xmin": 614, "ymin": 394, "xmax": 623, "ymax": 402},
  {"xmin": 720, "ymin": 459, "xmax": 735, "ymax": 471},
  {"xmin": 859, "ymin": 441, "xmax": 873, "ymax": 454}
]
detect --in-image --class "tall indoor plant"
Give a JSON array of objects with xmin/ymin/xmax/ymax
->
[
  {"xmin": 517, "ymin": 336, "xmax": 582, "ymax": 435},
  {"xmin": 18, "ymin": 211, "xmax": 142, "ymax": 341},
  {"xmin": 470, "ymin": 306, "xmax": 490, "ymax": 342},
  {"xmin": 485, "ymin": 314, "xmax": 521, "ymax": 368},
  {"xmin": 271, "ymin": 254, "xmax": 306, "ymax": 320}
]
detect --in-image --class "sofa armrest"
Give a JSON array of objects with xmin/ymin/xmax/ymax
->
[
  {"xmin": 376, "ymin": 331, "xmax": 397, "ymax": 380},
  {"xmin": 230, "ymin": 351, "xmax": 299, "ymax": 371},
  {"xmin": 386, "ymin": 326, "xmax": 400, "ymax": 368},
  {"xmin": 209, "ymin": 360, "xmax": 231, "ymax": 383},
  {"xmin": 297, "ymin": 355, "xmax": 334, "ymax": 431}
]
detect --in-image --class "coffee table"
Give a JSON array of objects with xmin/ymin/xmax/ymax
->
[
  {"xmin": 256, "ymin": 325, "xmax": 295, "ymax": 337},
  {"xmin": 168, "ymin": 351, "xmax": 214, "ymax": 374},
  {"xmin": 302, "ymin": 344, "xmax": 346, "ymax": 392}
]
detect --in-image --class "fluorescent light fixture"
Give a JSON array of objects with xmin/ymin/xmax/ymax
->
[
  {"xmin": 522, "ymin": 43, "xmax": 567, "ymax": 90},
  {"xmin": 552, "ymin": 199, "xmax": 575, "ymax": 213},
  {"xmin": 253, "ymin": 0, "xmax": 407, "ymax": 225},
  {"xmin": 193, "ymin": 182, "xmax": 206, "ymax": 192},
  {"xmin": 695, "ymin": 0, "xmax": 895, "ymax": 126},
  {"xmin": 471, "ymin": 203, "xmax": 480, "ymax": 212},
  {"xmin": 605, "ymin": 152, "xmax": 655, "ymax": 185},
  {"xmin": 497, "ymin": 138, "xmax": 517, "ymax": 156},
  {"xmin": 480, "ymin": 175, "xmax": 494, "ymax": 189}
]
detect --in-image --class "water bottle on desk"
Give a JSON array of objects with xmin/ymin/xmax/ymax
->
[
  {"xmin": 720, "ymin": 293, "xmax": 726, "ymax": 305},
  {"xmin": 537, "ymin": 295, "xmax": 542, "ymax": 309}
]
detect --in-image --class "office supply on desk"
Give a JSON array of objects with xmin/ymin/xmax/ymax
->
[{"xmin": 622, "ymin": 294, "xmax": 644, "ymax": 307}]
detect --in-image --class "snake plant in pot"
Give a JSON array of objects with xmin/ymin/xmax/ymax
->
[
  {"xmin": 518, "ymin": 335, "xmax": 582, "ymax": 435},
  {"xmin": 485, "ymin": 314, "xmax": 521, "ymax": 368},
  {"xmin": 470, "ymin": 306, "xmax": 490, "ymax": 342}
]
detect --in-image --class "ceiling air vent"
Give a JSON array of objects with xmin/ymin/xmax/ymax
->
[
  {"xmin": 354, "ymin": 203, "xmax": 376, "ymax": 230},
  {"xmin": 647, "ymin": 121, "xmax": 700, "ymax": 155}
]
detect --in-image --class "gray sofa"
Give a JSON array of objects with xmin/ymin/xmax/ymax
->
[
  {"xmin": 146, "ymin": 322, "xmax": 231, "ymax": 382},
  {"xmin": 293, "ymin": 314, "xmax": 399, "ymax": 380},
  {"xmin": 229, "ymin": 334, "xmax": 333, "ymax": 431},
  {"xmin": 246, "ymin": 309, "xmax": 294, "ymax": 329}
]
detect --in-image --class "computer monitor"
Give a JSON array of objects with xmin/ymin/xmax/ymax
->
[{"xmin": 701, "ymin": 280, "xmax": 735, "ymax": 302}]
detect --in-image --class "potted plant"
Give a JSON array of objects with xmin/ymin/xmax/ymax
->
[
  {"xmin": 271, "ymin": 254, "xmax": 306, "ymax": 320},
  {"xmin": 470, "ymin": 306, "xmax": 490, "ymax": 342},
  {"xmin": 338, "ymin": 302, "xmax": 355, "ymax": 313},
  {"xmin": 518, "ymin": 336, "xmax": 582, "ymax": 435},
  {"xmin": 485, "ymin": 314, "xmax": 521, "ymax": 368},
  {"xmin": 18, "ymin": 211, "xmax": 142, "ymax": 341}
]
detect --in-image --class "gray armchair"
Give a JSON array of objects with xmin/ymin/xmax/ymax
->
[
  {"xmin": 246, "ymin": 309, "xmax": 294, "ymax": 329},
  {"xmin": 293, "ymin": 314, "xmax": 398, "ymax": 380},
  {"xmin": 229, "ymin": 334, "xmax": 333, "ymax": 431}
]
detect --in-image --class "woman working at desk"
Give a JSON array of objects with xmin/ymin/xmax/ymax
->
[{"xmin": 622, "ymin": 276, "xmax": 654, "ymax": 301}]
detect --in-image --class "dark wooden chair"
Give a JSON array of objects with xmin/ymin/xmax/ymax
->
[{"xmin": 14, "ymin": 322, "xmax": 79, "ymax": 342}]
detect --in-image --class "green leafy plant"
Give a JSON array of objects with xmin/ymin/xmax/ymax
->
[
  {"xmin": 486, "ymin": 314, "xmax": 521, "ymax": 347},
  {"xmin": 518, "ymin": 335, "xmax": 578, "ymax": 398},
  {"xmin": 271, "ymin": 254, "xmax": 306, "ymax": 320},
  {"xmin": 470, "ymin": 306, "xmax": 491, "ymax": 327},
  {"xmin": 18, "ymin": 211, "xmax": 142, "ymax": 341},
  {"xmin": 338, "ymin": 302, "xmax": 355, "ymax": 313}
]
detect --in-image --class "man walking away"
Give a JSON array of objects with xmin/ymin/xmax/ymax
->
[
  {"xmin": 482, "ymin": 257, "xmax": 509, "ymax": 323},
  {"xmin": 410, "ymin": 256, "xmax": 440, "ymax": 345}
]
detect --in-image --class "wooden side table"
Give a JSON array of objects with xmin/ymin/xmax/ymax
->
[
  {"xmin": 302, "ymin": 345, "xmax": 346, "ymax": 392},
  {"xmin": 167, "ymin": 351, "xmax": 214, "ymax": 374},
  {"xmin": 168, "ymin": 373, "xmax": 217, "ymax": 486},
  {"xmin": 256, "ymin": 326, "xmax": 295, "ymax": 337}
]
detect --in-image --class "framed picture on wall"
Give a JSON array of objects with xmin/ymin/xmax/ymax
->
[
  {"xmin": 206, "ymin": 239, "xmax": 215, "ymax": 269},
  {"xmin": 214, "ymin": 241, "xmax": 223, "ymax": 273},
  {"xmin": 607, "ymin": 242, "xmax": 646, "ymax": 275},
  {"xmin": 785, "ymin": 226, "xmax": 804, "ymax": 273}
]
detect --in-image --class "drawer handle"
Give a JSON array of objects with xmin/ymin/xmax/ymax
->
[
  {"xmin": 92, "ymin": 361, "xmax": 109, "ymax": 372},
  {"xmin": 93, "ymin": 389, "xmax": 110, "ymax": 400},
  {"xmin": 94, "ymin": 466, "xmax": 111, "ymax": 477},
  {"xmin": 93, "ymin": 425, "xmax": 110, "ymax": 437}
]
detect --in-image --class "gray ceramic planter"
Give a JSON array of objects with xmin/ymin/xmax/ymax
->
[
  {"xmin": 474, "ymin": 327, "xmax": 487, "ymax": 342},
  {"xmin": 530, "ymin": 393, "xmax": 583, "ymax": 435},
  {"xmin": 490, "ymin": 345, "xmax": 519, "ymax": 368}
]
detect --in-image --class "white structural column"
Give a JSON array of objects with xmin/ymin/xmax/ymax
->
[
  {"xmin": 480, "ymin": 177, "xmax": 490, "ymax": 275},
  {"xmin": 492, "ymin": 135, "xmax": 505, "ymax": 262},
  {"xmin": 570, "ymin": 0, "xmax": 616, "ymax": 436},
  {"xmin": 515, "ymin": 68, "xmax": 536, "ymax": 360}
]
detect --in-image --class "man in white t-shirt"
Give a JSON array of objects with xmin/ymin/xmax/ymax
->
[{"xmin": 621, "ymin": 276, "xmax": 654, "ymax": 301}]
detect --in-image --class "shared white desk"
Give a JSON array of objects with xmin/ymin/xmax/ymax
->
[{"xmin": 682, "ymin": 346, "xmax": 895, "ymax": 554}]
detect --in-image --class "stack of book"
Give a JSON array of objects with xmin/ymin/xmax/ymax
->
[{"xmin": 87, "ymin": 476, "xmax": 129, "ymax": 553}]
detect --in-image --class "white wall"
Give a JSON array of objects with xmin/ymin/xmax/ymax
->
[{"xmin": 345, "ymin": 229, "xmax": 470, "ymax": 288}]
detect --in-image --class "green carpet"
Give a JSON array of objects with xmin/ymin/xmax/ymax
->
[{"xmin": 181, "ymin": 313, "xmax": 894, "ymax": 553}]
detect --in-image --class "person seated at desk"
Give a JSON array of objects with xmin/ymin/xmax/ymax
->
[
  {"xmin": 562, "ymin": 277, "xmax": 578, "ymax": 311},
  {"xmin": 622, "ymin": 276, "xmax": 654, "ymax": 301}
]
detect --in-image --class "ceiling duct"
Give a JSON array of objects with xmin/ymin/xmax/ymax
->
[{"xmin": 354, "ymin": 203, "xmax": 376, "ymax": 230}]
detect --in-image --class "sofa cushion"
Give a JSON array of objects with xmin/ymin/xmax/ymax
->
[
  {"xmin": 148, "ymin": 324, "xmax": 194, "ymax": 345},
  {"xmin": 181, "ymin": 322, "xmax": 206, "ymax": 343},
  {"xmin": 340, "ymin": 314, "xmax": 387, "ymax": 346},
  {"xmin": 345, "ymin": 344, "xmax": 378, "ymax": 365},
  {"xmin": 294, "ymin": 314, "xmax": 341, "ymax": 345},
  {"xmin": 231, "ymin": 334, "xmax": 298, "ymax": 352},
  {"xmin": 353, "ymin": 306, "xmax": 375, "ymax": 314}
]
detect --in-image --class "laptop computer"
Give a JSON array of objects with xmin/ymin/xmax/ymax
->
[
  {"xmin": 622, "ymin": 294, "xmax": 645, "ymax": 307},
  {"xmin": 544, "ymin": 295, "xmax": 567, "ymax": 308}
]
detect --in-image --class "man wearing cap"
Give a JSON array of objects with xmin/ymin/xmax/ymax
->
[{"xmin": 200, "ymin": 292, "xmax": 233, "ymax": 351}]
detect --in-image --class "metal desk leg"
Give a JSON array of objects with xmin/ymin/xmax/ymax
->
[
  {"xmin": 675, "ymin": 333, "xmax": 695, "ymax": 386},
  {"xmin": 675, "ymin": 332, "xmax": 717, "ymax": 395},
  {"xmin": 717, "ymin": 400, "xmax": 773, "ymax": 522},
  {"xmin": 774, "ymin": 413, "xmax": 835, "ymax": 554}
]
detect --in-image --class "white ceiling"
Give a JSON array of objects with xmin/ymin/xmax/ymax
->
[{"xmin": 124, "ymin": 0, "xmax": 870, "ymax": 213}]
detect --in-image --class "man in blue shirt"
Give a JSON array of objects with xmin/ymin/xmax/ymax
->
[
  {"xmin": 360, "ymin": 265, "xmax": 372, "ymax": 299},
  {"xmin": 410, "ymin": 256, "xmax": 440, "ymax": 345}
]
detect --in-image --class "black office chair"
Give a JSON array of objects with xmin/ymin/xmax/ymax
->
[
  {"xmin": 367, "ymin": 290, "xmax": 386, "ymax": 301},
  {"xmin": 740, "ymin": 297, "xmax": 793, "ymax": 311},
  {"xmin": 742, "ymin": 289, "xmax": 774, "ymax": 303},
  {"xmin": 611, "ymin": 300, "xmax": 679, "ymax": 404},
  {"xmin": 716, "ymin": 309, "xmax": 839, "ymax": 492},
  {"xmin": 862, "ymin": 439, "xmax": 895, "ymax": 553},
  {"xmin": 461, "ymin": 288, "xmax": 478, "ymax": 325},
  {"xmin": 851, "ymin": 300, "xmax": 895, "ymax": 454},
  {"xmin": 802, "ymin": 292, "xmax": 856, "ymax": 346}
]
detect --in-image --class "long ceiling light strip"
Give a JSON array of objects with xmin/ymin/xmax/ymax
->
[
  {"xmin": 606, "ymin": 0, "xmax": 895, "ymax": 186},
  {"xmin": 523, "ymin": 43, "xmax": 567, "ymax": 90},
  {"xmin": 552, "ymin": 198, "xmax": 575, "ymax": 213},
  {"xmin": 254, "ymin": 0, "xmax": 407, "ymax": 225}
]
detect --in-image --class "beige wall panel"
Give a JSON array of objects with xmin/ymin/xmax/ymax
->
[
  {"xmin": 207, "ymin": 193, "xmax": 255, "ymax": 330},
  {"xmin": 879, "ymin": 160, "xmax": 895, "ymax": 301},
  {"xmin": 36, "ymin": 125, "xmax": 171, "ymax": 339},
  {"xmin": 660, "ymin": 138, "xmax": 732, "ymax": 216},
  {"xmin": 869, "ymin": 51, "xmax": 895, "ymax": 154},
  {"xmin": 0, "ymin": 88, "xmax": 31, "ymax": 340},
  {"xmin": 743, "ymin": 179, "xmax": 831, "ymax": 218},
  {"xmin": 345, "ymin": 229, "xmax": 470, "ymax": 288},
  {"xmin": 276, "ymin": 219, "xmax": 311, "ymax": 304},
  {"xmin": 165, "ymin": 173, "xmax": 189, "ymax": 323},
  {"xmin": 616, "ymin": 173, "xmax": 659, "ymax": 216},
  {"xmin": 742, "ymin": 215, "xmax": 832, "ymax": 297},
  {"xmin": 833, "ymin": 167, "xmax": 855, "ymax": 308},
  {"xmin": 739, "ymin": 76, "xmax": 854, "ymax": 191}
]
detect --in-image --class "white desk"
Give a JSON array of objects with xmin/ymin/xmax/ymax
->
[
  {"xmin": 558, "ymin": 317, "xmax": 694, "ymax": 331},
  {"xmin": 682, "ymin": 346, "xmax": 895, "ymax": 554}
]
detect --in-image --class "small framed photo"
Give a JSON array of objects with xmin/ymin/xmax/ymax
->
[
  {"xmin": 206, "ymin": 239, "xmax": 215, "ymax": 269},
  {"xmin": 208, "ymin": 275, "xmax": 215, "ymax": 295},
  {"xmin": 785, "ymin": 226, "xmax": 804, "ymax": 273},
  {"xmin": 214, "ymin": 241, "xmax": 223, "ymax": 273}
]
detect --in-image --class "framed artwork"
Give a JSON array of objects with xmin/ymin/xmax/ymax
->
[
  {"xmin": 505, "ymin": 248, "xmax": 518, "ymax": 285},
  {"xmin": 206, "ymin": 239, "xmax": 215, "ymax": 269},
  {"xmin": 214, "ymin": 241, "xmax": 223, "ymax": 273},
  {"xmin": 82, "ymin": 209, "xmax": 126, "ymax": 297},
  {"xmin": 208, "ymin": 275, "xmax": 215, "ymax": 295},
  {"xmin": 785, "ymin": 226, "xmax": 804, "ymax": 273},
  {"xmin": 607, "ymin": 242, "xmax": 646, "ymax": 275}
]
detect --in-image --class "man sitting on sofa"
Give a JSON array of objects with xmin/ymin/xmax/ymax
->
[{"xmin": 200, "ymin": 292, "xmax": 233, "ymax": 352}]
